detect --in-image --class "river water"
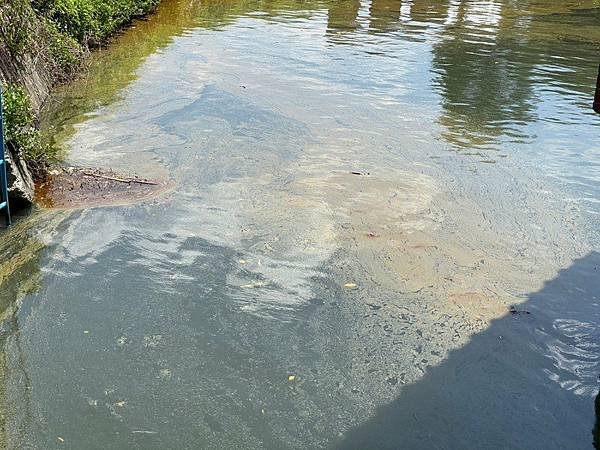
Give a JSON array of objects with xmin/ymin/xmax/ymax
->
[{"xmin": 1, "ymin": 0, "xmax": 599, "ymax": 448}]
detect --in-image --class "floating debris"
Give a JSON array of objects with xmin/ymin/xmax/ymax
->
[
  {"xmin": 288, "ymin": 375, "xmax": 296, "ymax": 381},
  {"xmin": 81, "ymin": 171, "xmax": 158, "ymax": 185},
  {"xmin": 509, "ymin": 305, "xmax": 531, "ymax": 315},
  {"xmin": 344, "ymin": 283, "xmax": 358, "ymax": 289},
  {"xmin": 159, "ymin": 368, "xmax": 172, "ymax": 379},
  {"xmin": 143, "ymin": 335, "xmax": 162, "ymax": 348},
  {"xmin": 35, "ymin": 166, "xmax": 169, "ymax": 209}
]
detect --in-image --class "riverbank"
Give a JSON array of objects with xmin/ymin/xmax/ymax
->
[{"xmin": 0, "ymin": 0, "xmax": 160, "ymax": 208}]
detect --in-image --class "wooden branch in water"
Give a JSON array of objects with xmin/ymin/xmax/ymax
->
[{"xmin": 82, "ymin": 171, "xmax": 158, "ymax": 185}]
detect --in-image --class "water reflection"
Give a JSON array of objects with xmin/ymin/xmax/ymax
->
[
  {"xmin": 42, "ymin": 0, "xmax": 600, "ymax": 159},
  {"xmin": 431, "ymin": 0, "xmax": 536, "ymax": 149},
  {"xmin": 41, "ymin": 0, "xmax": 207, "ymax": 147},
  {"xmin": 0, "ymin": 215, "xmax": 49, "ymax": 318},
  {"xmin": 327, "ymin": 0, "xmax": 361, "ymax": 34},
  {"xmin": 0, "ymin": 211, "xmax": 69, "ymax": 447},
  {"xmin": 368, "ymin": 0, "xmax": 401, "ymax": 31},
  {"xmin": 429, "ymin": 0, "xmax": 600, "ymax": 150}
]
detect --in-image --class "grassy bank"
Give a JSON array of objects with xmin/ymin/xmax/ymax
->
[{"xmin": 0, "ymin": 0, "xmax": 160, "ymax": 179}]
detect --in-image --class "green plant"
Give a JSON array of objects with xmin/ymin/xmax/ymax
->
[
  {"xmin": 2, "ymin": 84, "xmax": 58, "ymax": 179},
  {"xmin": 0, "ymin": 0, "xmax": 34, "ymax": 58},
  {"xmin": 34, "ymin": 0, "xmax": 160, "ymax": 46},
  {"xmin": 0, "ymin": 0, "xmax": 161, "ymax": 181},
  {"xmin": 44, "ymin": 19, "xmax": 82, "ymax": 79}
]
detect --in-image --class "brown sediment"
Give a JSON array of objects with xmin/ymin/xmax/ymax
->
[{"xmin": 34, "ymin": 166, "xmax": 171, "ymax": 209}]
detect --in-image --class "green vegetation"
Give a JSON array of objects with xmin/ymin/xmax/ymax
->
[
  {"xmin": 0, "ymin": 0, "xmax": 34, "ymax": 58},
  {"xmin": 32, "ymin": 0, "xmax": 160, "ymax": 45},
  {"xmin": 43, "ymin": 19, "xmax": 82, "ymax": 80},
  {"xmin": 2, "ymin": 84, "xmax": 56, "ymax": 178},
  {"xmin": 0, "ymin": 0, "xmax": 160, "ymax": 180}
]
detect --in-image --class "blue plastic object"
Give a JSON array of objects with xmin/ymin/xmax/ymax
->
[{"xmin": 0, "ymin": 83, "xmax": 11, "ymax": 227}]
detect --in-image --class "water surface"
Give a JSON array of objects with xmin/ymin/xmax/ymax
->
[{"xmin": 1, "ymin": 0, "xmax": 600, "ymax": 448}]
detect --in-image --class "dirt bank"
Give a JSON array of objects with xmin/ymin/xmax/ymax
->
[{"xmin": 35, "ymin": 167, "xmax": 169, "ymax": 209}]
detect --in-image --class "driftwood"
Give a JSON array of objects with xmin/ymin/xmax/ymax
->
[{"xmin": 82, "ymin": 171, "xmax": 158, "ymax": 185}]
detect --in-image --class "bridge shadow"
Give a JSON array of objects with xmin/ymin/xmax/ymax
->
[{"xmin": 338, "ymin": 252, "xmax": 600, "ymax": 449}]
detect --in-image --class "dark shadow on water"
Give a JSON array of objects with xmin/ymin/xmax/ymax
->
[
  {"xmin": 338, "ymin": 252, "xmax": 600, "ymax": 449},
  {"xmin": 595, "ymin": 390, "xmax": 600, "ymax": 449}
]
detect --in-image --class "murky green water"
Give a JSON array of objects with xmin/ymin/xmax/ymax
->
[{"xmin": 1, "ymin": 0, "xmax": 600, "ymax": 448}]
